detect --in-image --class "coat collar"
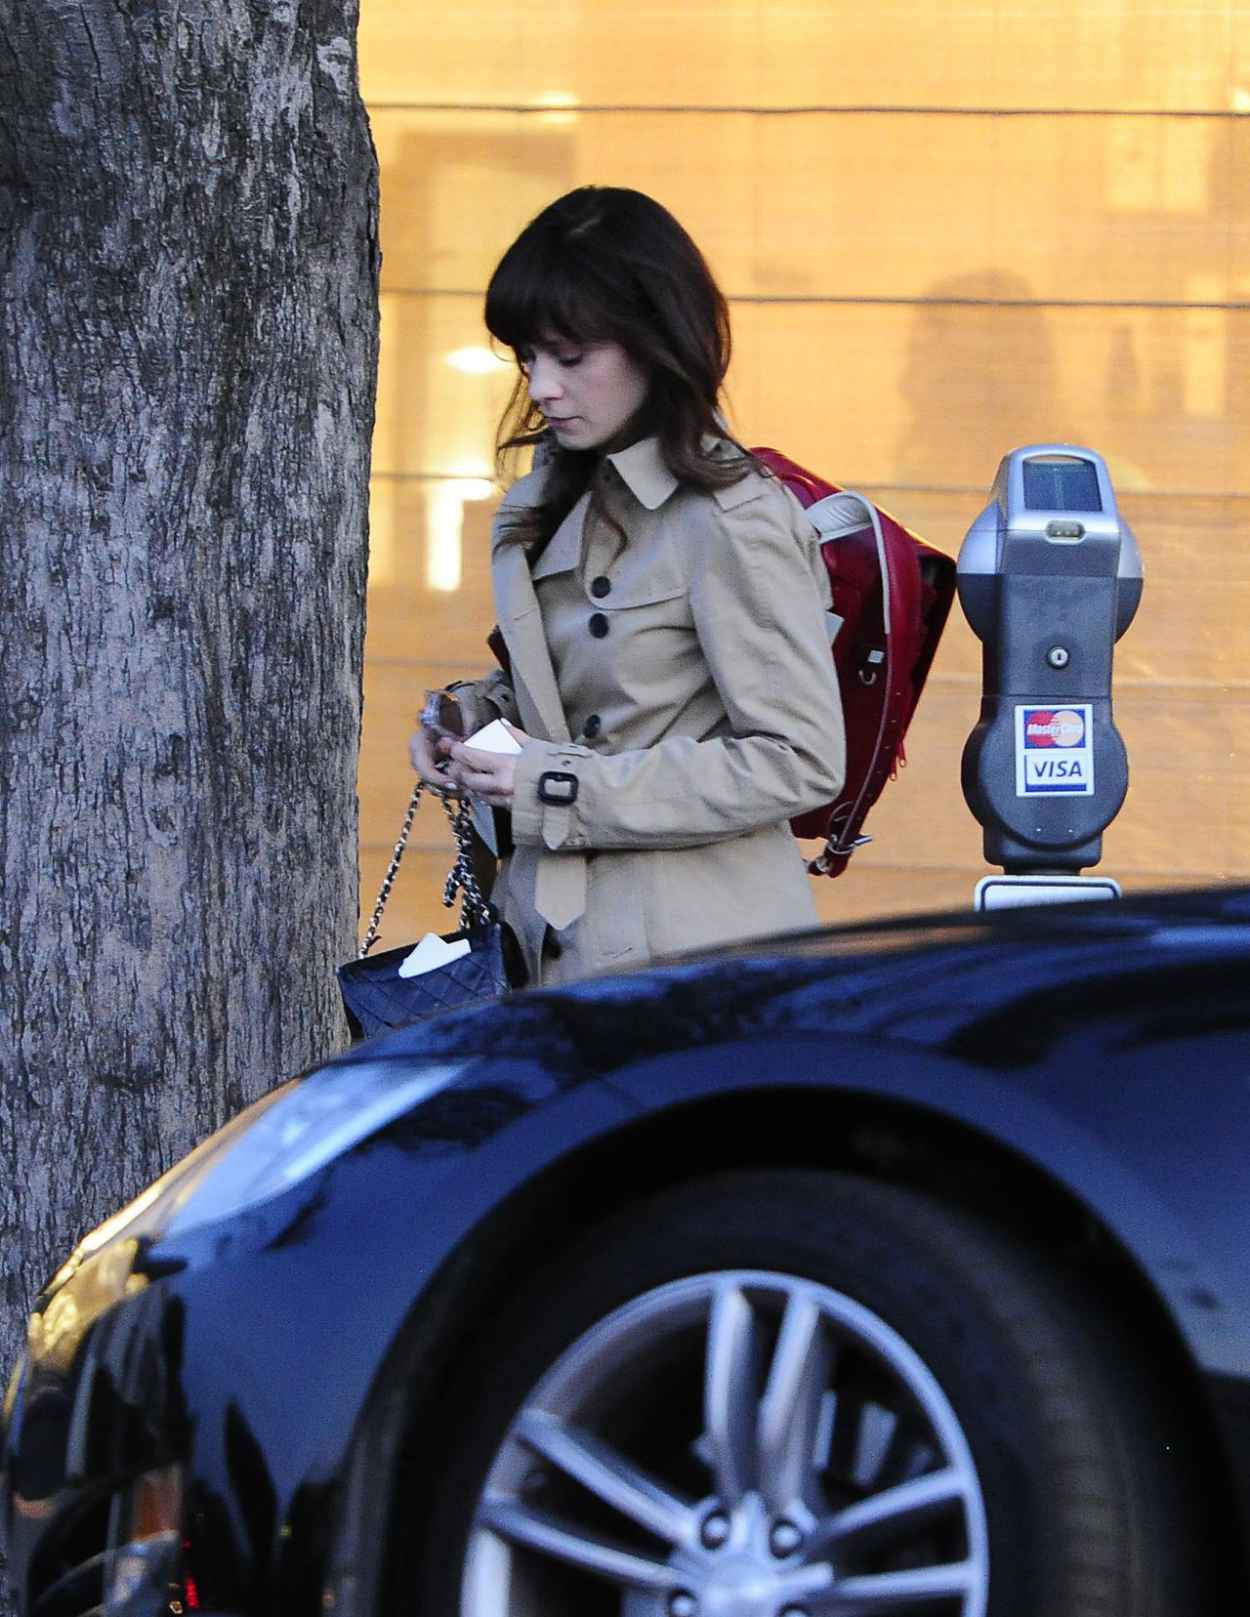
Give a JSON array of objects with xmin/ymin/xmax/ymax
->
[
  {"xmin": 605, "ymin": 437, "xmax": 679, "ymax": 511},
  {"xmin": 529, "ymin": 492, "xmax": 587, "ymax": 581},
  {"xmin": 492, "ymin": 541, "xmax": 572, "ymax": 742}
]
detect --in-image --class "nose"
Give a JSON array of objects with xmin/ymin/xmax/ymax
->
[{"xmin": 527, "ymin": 353, "xmax": 563, "ymax": 407}]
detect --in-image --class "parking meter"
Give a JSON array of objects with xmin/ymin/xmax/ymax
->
[{"xmin": 958, "ymin": 445, "xmax": 1142, "ymax": 893}]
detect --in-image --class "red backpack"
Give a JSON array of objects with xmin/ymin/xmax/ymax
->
[{"xmin": 752, "ymin": 449, "xmax": 957, "ymax": 877}]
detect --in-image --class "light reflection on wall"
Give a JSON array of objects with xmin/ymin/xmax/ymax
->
[
  {"xmin": 532, "ymin": 91, "xmax": 580, "ymax": 129},
  {"xmin": 446, "ymin": 345, "xmax": 510, "ymax": 377},
  {"xmin": 425, "ymin": 478, "xmax": 495, "ymax": 593},
  {"xmin": 416, "ymin": 352, "xmax": 511, "ymax": 592}
]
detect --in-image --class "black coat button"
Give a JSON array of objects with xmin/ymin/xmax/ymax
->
[
  {"xmin": 588, "ymin": 612, "xmax": 610, "ymax": 638},
  {"xmin": 590, "ymin": 575, "xmax": 612, "ymax": 598},
  {"xmin": 582, "ymin": 714, "xmax": 602, "ymax": 739}
]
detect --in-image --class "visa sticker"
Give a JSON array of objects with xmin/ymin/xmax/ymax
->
[{"xmin": 1015, "ymin": 703, "xmax": 1095, "ymax": 796}]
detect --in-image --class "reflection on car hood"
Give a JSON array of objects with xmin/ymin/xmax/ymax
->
[{"xmin": 343, "ymin": 885, "xmax": 1250, "ymax": 1082}]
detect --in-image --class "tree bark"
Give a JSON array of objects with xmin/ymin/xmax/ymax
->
[{"xmin": 0, "ymin": 0, "xmax": 379, "ymax": 1438}]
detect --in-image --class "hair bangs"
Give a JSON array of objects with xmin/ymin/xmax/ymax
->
[{"xmin": 485, "ymin": 239, "xmax": 614, "ymax": 357}]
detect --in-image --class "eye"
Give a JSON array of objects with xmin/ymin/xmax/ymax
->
[{"xmin": 555, "ymin": 350, "xmax": 584, "ymax": 369}]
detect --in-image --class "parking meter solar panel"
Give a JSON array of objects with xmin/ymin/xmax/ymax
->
[{"xmin": 1022, "ymin": 456, "xmax": 1102, "ymax": 512}]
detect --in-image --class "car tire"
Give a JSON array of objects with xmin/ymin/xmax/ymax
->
[{"xmin": 398, "ymin": 1169, "xmax": 1208, "ymax": 1617}]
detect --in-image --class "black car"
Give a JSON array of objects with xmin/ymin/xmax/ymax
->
[{"xmin": 4, "ymin": 886, "xmax": 1250, "ymax": 1617}]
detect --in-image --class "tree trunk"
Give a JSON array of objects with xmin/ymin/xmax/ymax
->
[{"xmin": 0, "ymin": 0, "xmax": 379, "ymax": 1441}]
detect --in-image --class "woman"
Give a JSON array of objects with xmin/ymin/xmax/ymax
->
[{"xmin": 410, "ymin": 186, "xmax": 844, "ymax": 986}]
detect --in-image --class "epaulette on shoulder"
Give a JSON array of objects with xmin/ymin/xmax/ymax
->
[
  {"xmin": 711, "ymin": 467, "xmax": 768, "ymax": 513},
  {"xmin": 501, "ymin": 463, "xmax": 548, "ymax": 511}
]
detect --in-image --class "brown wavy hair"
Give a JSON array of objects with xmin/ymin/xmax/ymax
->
[{"xmin": 484, "ymin": 187, "xmax": 753, "ymax": 556}]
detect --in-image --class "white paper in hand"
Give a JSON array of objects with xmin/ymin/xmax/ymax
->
[
  {"xmin": 463, "ymin": 719, "xmax": 522, "ymax": 854},
  {"xmin": 398, "ymin": 933, "xmax": 471, "ymax": 978},
  {"xmin": 464, "ymin": 718, "xmax": 523, "ymax": 754}
]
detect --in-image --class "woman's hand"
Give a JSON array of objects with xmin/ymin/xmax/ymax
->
[
  {"xmin": 445, "ymin": 722, "xmax": 534, "ymax": 808},
  {"xmin": 409, "ymin": 726, "xmax": 460, "ymax": 793}
]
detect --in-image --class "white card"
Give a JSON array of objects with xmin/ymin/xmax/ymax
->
[
  {"xmin": 461, "ymin": 719, "xmax": 522, "ymax": 854},
  {"xmin": 398, "ymin": 933, "xmax": 471, "ymax": 978},
  {"xmin": 464, "ymin": 718, "xmax": 523, "ymax": 755}
]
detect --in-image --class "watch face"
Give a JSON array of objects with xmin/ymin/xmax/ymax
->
[{"xmin": 423, "ymin": 690, "xmax": 465, "ymax": 738}]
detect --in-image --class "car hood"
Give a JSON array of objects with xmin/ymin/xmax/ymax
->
[{"xmin": 38, "ymin": 884, "xmax": 1250, "ymax": 1306}]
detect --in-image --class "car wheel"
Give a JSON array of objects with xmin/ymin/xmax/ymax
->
[{"xmin": 404, "ymin": 1170, "xmax": 1206, "ymax": 1617}]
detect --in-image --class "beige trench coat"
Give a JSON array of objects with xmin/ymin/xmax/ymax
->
[{"xmin": 450, "ymin": 436, "xmax": 846, "ymax": 986}]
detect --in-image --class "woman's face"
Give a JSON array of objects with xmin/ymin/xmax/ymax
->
[{"xmin": 522, "ymin": 337, "xmax": 651, "ymax": 451}]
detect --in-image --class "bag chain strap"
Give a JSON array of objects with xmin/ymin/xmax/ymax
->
[
  {"xmin": 442, "ymin": 797, "xmax": 496, "ymax": 933},
  {"xmin": 358, "ymin": 783, "xmax": 494, "ymax": 959}
]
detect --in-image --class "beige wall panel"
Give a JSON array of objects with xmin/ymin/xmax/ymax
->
[
  {"xmin": 1093, "ymin": 495, "xmax": 1250, "ymax": 579},
  {"xmin": 1118, "ymin": 690, "xmax": 1250, "ymax": 779},
  {"xmin": 358, "ymin": 846, "xmax": 978, "ymax": 945},
  {"xmin": 1107, "ymin": 769, "xmax": 1250, "ymax": 880},
  {"xmin": 812, "ymin": 867, "xmax": 981, "ymax": 926},
  {"xmin": 360, "ymin": 0, "xmax": 762, "ymax": 113},
  {"xmin": 361, "ymin": 0, "xmax": 1245, "ymax": 115},
  {"xmin": 1228, "ymin": 15, "xmax": 1250, "ymax": 116},
  {"xmin": 375, "ymin": 108, "xmax": 1239, "ymax": 307},
  {"xmin": 358, "ymin": 847, "xmax": 467, "ymax": 950},
  {"xmin": 1113, "ymin": 585, "xmax": 1250, "ymax": 687},
  {"xmin": 756, "ymin": 0, "xmax": 1243, "ymax": 115},
  {"xmin": 374, "ymin": 292, "xmax": 515, "ymax": 478},
  {"xmin": 730, "ymin": 302, "xmax": 1249, "ymax": 493},
  {"xmin": 373, "ymin": 292, "xmax": 1250, "ymax": 493},
  {"xmin": 1101, "ymin": 718, "xmax": 1250, "ymax": 882},
  {"xmin": 358, "ymin": 760, "xmax": 1245, "ymax": 942},
  {"xmin": 782, "ymin": 111, "xmax": 1233, "ymax": 307},
  {"xmin": 552, "ymin": 120, "xmax": 762, "ymax": 298},
  {"xmin": 558, "ymin": 3, "xmax": 763, "ymax": 117},
  {"xmin": 359, "ymin": 2, "xmax": 530, "ymax": 109},
  {"xmin": 367, "ymin": 479, "xmax": 499, "ymax": 662},
  {"xmin": 372, "ymin": 109, "xmax": 756, "ymax": 302},
  {"xmin": 800, "ymin": 861, "xmax": 1216, "ymax": 928},
  {"xmin": 373, "ymin": 110, "xmax": 577, "ymax": 293},
  {"xmin": 832, "ymin": 685, "xmax": 983, "ymax": 871},
  {"xmin": 918, "ymin": 635, "xmax": 981, "ymax": 688},
  {"xmin": 1230, "ymin": 119, "xmax": 1250, "ymax": 295},
  {"xmin": 358, "ymin": 648, "xmax": 976, "ymax": 887},
  {"xmin": 374, "ymin": 282, "xmax": 1249, "ymax": 509}
]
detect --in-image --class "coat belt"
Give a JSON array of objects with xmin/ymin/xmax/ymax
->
[{"xmin": 534, "ymin": 841, "xmax": 588, "ymax": 931}]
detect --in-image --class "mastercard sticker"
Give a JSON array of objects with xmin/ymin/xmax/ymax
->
[{"xmin": 1015, "ymin": 703, "xmax": 1095, "ymax": 796}]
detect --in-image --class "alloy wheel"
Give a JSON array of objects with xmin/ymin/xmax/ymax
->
[{"xmin": 462, "ymin": 1270, "xmax": 989, "ymax": 1616}]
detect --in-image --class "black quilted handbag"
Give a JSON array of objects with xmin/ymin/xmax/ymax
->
[{"xmin": 338, "ymin": 783, "xmax": 508, "ymax": 1039}]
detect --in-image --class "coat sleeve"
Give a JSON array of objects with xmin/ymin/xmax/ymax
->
[{"xmin": 509, "ymin": 483, "xmax": 846, "ymax": 852}]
